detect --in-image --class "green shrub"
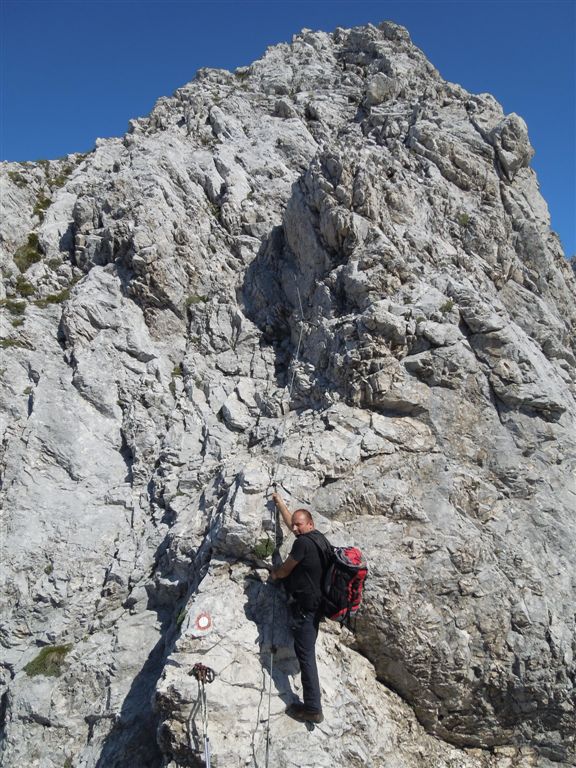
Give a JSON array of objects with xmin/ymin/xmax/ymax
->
[
  {"xmin": 176, "ymin": 609, "xmax": 187, "ymax": 628},
  {"xmin": 253, "ymin": 537, "xmax": 275, "ymax": 559},
  {"xmin": 47, "ymin": 257, "xmax": 62, "ymax": 270},
  {"xmin": 14, "ymin": 234, "xmax": 41, "ymax": 273},
  {"xmin": 49, "ymin": 291, "xmax": 67, "ymax": 304},
  {"xmin": 11, "ymin": 318, "xmax": 24, "ymax": 328},
  {"xmin": 24, "ymin": 644, "xmax": 71, "ymax": 677},
  {"xmin": 15, "ymin": 274, "xmax": 35, "ymax": 297},
  {"xmin": 8, "ymin": 171, "xmax": 28, "ymax": 188},
  {"xmin": 457, "ymin": 212, "xmax": 471, "ymax": 228}
]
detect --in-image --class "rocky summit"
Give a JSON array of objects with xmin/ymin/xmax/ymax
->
[{"xmin": 1, "ymin": 21, "xmax": 575, "ymax": 768}]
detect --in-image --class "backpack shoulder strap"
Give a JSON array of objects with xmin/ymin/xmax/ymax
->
[
  {"xmin": 306, "ymin": 531, "xmax": 333, "ymax": 570},
  {"xmin": 300, "ymin": 532, "xmax": 332, "ymax": 610}
]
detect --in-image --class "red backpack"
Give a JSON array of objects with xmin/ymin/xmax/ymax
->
[{"xmin": 309, "ymin": 534, "xmax": 368, "ymax": 625}]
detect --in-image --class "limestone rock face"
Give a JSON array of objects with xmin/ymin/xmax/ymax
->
[{"xmin": 1, "ymin": 21, "xmax": 574, "ymax": 768}]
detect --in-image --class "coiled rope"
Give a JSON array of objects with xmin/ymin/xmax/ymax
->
[{"xmin": 264, "ymin": 284, "xmax": 305, "ymax": 768}]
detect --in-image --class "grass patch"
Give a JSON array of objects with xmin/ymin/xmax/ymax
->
[
  {"xmin": 185, "ymin": 294, "xmax": 207, "ymax": 307},
  {"xmin": 51, "ymin": 165, "xmax": 73, "ymax": 188},
  {"xmin": 0, "ymin": 338, "xmax": 30, "ymax": 349},
  {"xmin": 35, "ymin": 288, "xmax": 71, "ymax": 307},
  {"xmin": 253, "ymin": 537, "xmax": 275, "ymax": 559},
  {"xmin": 169, "ymin": 363, "xmax": 183, "ymax": 397},
  {"xmin": 24, "ymin": 644, "xmax": 71, "ymax": 677},
  {"xmin": 33, "ymin": 193, "xmax": 52, "ymax": 221},
  {"xmin": 457, "ymin": 212, "xmax": 471, "ymax": 228},
  {"xmin": 8, "ymin": 171, "xmax": 28, "ymax": 188},
  {"xmin": 0, "ymin": 298, "xmax": 26, "ymax": 315},
  {"xmin": 208, "ymin": 201, "xmax": 220, "ymax": 219},
  {"xmin": 14, "ymin": 234, "xmax": 41, "ymax": 273},
  {"xmin": 36, "ymin": 159, "xmax": 51, "ymax": 175},
  {"xmin": 440, "ymin": 299, "xmax": 455, "ymax": 314},
  {"xmin": 47, "ymin": 257, "xmax": 62, "ymax": 270},
  {"xmin": 11, "ymin": 317, "xmax": 24, "ymax": 328},
  {"xmin": 176, "ymin": 609, "xmax": 187, "ymax": 628}
]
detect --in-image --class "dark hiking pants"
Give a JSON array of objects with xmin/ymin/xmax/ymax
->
[{"xmin": 290, "ymin": 604, "xmax": 321, "ymax": 713}]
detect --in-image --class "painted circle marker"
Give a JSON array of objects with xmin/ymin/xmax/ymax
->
[{"xmin": 195, "ymin": 612, "xmax": 212, "ymax": 631}]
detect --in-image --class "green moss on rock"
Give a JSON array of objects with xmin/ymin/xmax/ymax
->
[
  {"xmin": 24, "ymin": 644, "xmax": 72, "ymax": 677},
  {"xmin": 253, "ymin": 537, "xmax": 275, "ymax": 559}
]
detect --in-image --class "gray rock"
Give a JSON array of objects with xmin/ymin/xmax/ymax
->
[{"xmin": 366, "ymin": 72, "xmax": 398, "ymax": 106}]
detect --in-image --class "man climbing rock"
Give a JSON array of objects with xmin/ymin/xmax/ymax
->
[{"xmin": 270, "ymin": 492, "xmax": 330, "ymax": 724}]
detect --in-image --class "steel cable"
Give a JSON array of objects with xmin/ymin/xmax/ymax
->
[{"xmin": 264, "ymin": 284, "xmax": 305, "ymax": 768}]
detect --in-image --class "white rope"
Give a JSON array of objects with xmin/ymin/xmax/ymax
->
[{"xmin": 264, "ymin": 284, "xmax": 305, "ymax": 768}]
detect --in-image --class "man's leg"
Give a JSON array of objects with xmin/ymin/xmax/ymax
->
[{"xmin": 291, "ymin": 608, "xmax": 321, "ymax": 713}]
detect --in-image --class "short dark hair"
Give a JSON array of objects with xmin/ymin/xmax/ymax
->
[{"xmin": 292, "ymin": 508, "xmax": 313, "ymax": 522}]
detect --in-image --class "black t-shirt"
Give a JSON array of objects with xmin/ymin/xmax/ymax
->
[{"xmin": 285, "ymin": 531, "xmax": 330, "ymax": 612}]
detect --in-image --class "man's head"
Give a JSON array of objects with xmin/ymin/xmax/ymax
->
[{"xmin": 291, "ymin": 508, "xmax": 315, "ymax": 536}]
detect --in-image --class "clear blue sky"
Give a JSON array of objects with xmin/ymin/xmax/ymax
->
[{"xmin": 1, "ymin": 1, "xmax": 574, "ymax": 256}]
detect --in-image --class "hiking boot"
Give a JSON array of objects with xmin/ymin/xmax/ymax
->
[{"xmin": 285, "ymin": 703, "xmax": 324, "ymax": 723}]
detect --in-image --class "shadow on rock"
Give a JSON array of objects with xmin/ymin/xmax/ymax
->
[
  {"xmin": 93, "ymin": 532, "xmax": 206, "ymax": 767},
  {"xmin": 243, "ymin": 571, "xmax": 300, "ymax": 710},
  {"xmin": 94, "ymin": 625, "xmax": 168, "ymax": 768}
]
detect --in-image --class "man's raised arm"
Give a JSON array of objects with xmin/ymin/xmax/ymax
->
[{"xmin": 271, "ymin": 492, "xmax": 293, "ymax": 530}]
